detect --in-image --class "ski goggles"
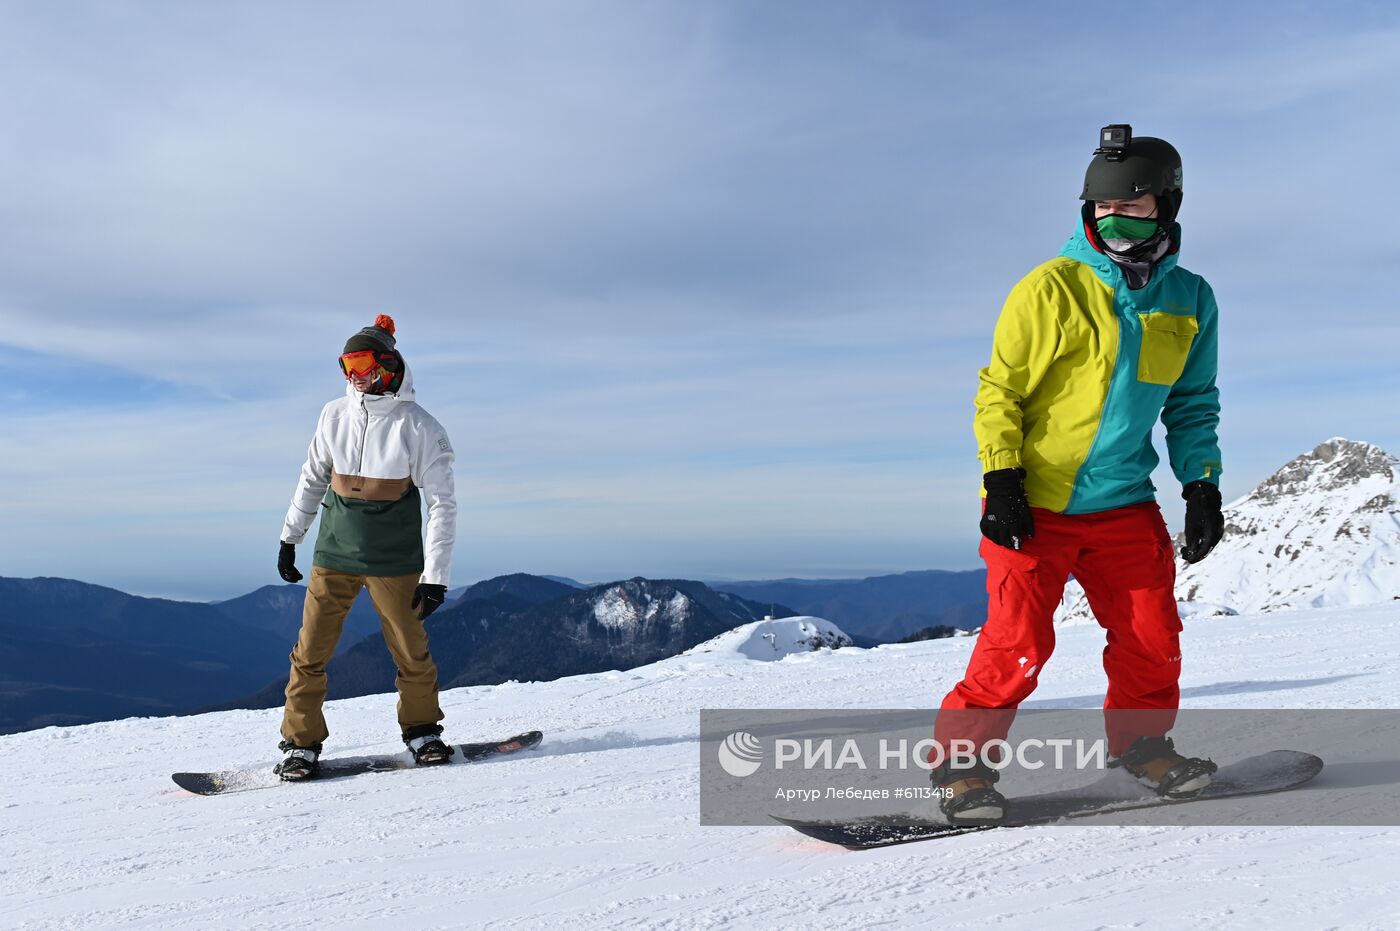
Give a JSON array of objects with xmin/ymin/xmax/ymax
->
[{"xmin": 339, "ymin": 351, "xmax": 398, "ymax": 388}]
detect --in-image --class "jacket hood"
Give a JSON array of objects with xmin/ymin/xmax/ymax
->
[
  {"xmin": 346, "ymin": 360, "xmax": 416, "ymax": 406},
  {"xmin": 1060, "ymin": 219, "xmax": 1182, "ymax": 288}
]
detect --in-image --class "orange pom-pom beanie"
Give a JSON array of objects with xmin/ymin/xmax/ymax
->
[{"xmin": 343, "ymin": 314, "xmax": 398, "ymax": 354}]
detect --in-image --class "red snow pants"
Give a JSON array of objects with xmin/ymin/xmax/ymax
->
[{"xmin": 934, "ymin": 501, "xmax": 1182, "ymax": 761}]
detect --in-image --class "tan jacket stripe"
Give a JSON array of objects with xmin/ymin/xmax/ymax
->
[{"xmin": 330, "ymin": 470, "xmax": 414, "ymax": 501}]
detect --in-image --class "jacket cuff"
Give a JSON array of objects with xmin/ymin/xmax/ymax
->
[{"xmin": 979, "ymin": 449, "xmax": 1023, "ymax": 472}]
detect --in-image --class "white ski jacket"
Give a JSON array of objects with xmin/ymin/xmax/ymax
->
[{"xmin": 280, "ymin": 365, "xmax": 457, "ymax": 586}]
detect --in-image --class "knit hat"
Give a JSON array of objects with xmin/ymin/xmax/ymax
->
[
  {"xmin": 339, "ymin": 314, "xmax": 404, "ymax": 394},
  {"xmin": 343, "ymin": 314, "xmax": 398, "ymax": 354}
]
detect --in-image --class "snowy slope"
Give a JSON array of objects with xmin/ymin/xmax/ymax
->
[
  {"xmin": 3, "ymin": 603, "xmax": 1398, "ymax": 929},
  {"xmin": 680, "ymin": 615, "xmax": 854, "ymax": 660},
  {"xmin": 1060, "ymin": 438, "xmax": 1400, "ymax": 623}
]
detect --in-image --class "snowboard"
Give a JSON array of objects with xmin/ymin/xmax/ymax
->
[
  {"xmin": 172, "ymin": 730, "xmax": 543, "ymax": 796},
  {"xmin": 774, "ymin": 749, "xmax": 1323, "ymax": 848}
]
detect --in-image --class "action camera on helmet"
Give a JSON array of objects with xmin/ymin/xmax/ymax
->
[{"xmin": 1095, "ymin": 124, "xmax": 1133, "ymax": 162}]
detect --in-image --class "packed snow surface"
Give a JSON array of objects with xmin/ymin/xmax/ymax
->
[{"xmin": 4, "ymin": 603, "xmax": 1399, "ymax": 930}]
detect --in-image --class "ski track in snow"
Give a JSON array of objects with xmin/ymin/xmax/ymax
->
[{"xmin": 3, "ymin": 604, "xmax": 1399, "ymax": 930}]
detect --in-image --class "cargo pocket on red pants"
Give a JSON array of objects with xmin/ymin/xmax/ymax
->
[
  {"xmin": 973, "ymin": 538, "xmax": 1055, "ymax": 702},
  {"xmin": 1147, "ymin": 540, "xmax": 1183, "ymax": 636},
  {"xmin": 979, "ymin": 537, "xmax": 1042, "ymax": 611}
]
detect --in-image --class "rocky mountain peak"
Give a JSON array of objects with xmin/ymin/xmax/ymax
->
[
  {"xmin": 1249, "ymin": 438, "xmax": 1396, "ymax": 503},
  {"xmin": 1058, "ymin": 437, "xmax": 1400, "ymax": 621},
  {"xmin": 1183, "ymin": 437, "xmax": 1399, "ymax": 613}
]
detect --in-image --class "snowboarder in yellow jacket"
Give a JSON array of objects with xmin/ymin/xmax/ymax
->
[{"xmin": 932, "ymin": 126, "xmax": 1227, "ymax": 825}]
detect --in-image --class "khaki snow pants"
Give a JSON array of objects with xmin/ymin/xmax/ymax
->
[{"xmin": 281, "ymin": 566, "xmax": 443, "ymax": 747}]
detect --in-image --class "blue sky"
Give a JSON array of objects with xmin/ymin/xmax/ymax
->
[{"xmin": 2, "ymin": 2, "xmax": 1398, "ymax": 599}]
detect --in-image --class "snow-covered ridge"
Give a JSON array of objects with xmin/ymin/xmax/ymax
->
[
  {"xmin": 591, "ymin": 584, "xmax": 692, "ymax": 631},
  {"xmin": 680, "ymin": 616, "xmax": 853, "ymax": 661},
  {"xmin": 1059, "ymin": 437, "xmax": 1400, "ymax": 621},
  {"xmin": 1183, "ymin": 438, "xmax": 1400, "ymax": 613}
]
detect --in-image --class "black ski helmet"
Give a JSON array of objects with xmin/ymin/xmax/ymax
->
[{"xmin": 1080, "ymin": 127, "xmax": 1183, "ymax": 225}]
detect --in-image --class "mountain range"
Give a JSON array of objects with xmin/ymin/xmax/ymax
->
[
  {"xmin": 6, "ymin": 436, "xmax": 1394, "ymax": 735},
  {"xmin": 0, "ymin": 578, "xmax": 289, "ymax": 733},
  {"xmin": 210, "ymin": 584, "xmax": 387, "ymax": 645},
  {"xmin": 0, "ymin": 568, "xmax": 978, "ymax": 734},
  {"xmin": 0, "ymin": 572, "xmax": 798, "ymax": 733},
  {"xmin": 215, "ymin": 575, "xmax": 794, "ymax": 712}
]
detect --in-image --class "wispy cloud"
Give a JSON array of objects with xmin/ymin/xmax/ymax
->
[{"xmin": 1, "ymin": 1, "xmax": 1397, "ymax": 597}]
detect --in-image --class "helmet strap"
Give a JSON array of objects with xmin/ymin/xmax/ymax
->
[{"xmin": 1161, "ymin": 189, "xmax": 1183, "ymax": 227}]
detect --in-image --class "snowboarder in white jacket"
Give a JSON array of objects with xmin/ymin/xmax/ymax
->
[{"xmin": 274, "ymin": 314, "xmax": 457, "ymax": 780}]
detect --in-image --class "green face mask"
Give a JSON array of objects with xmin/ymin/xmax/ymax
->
[{"xmin": 1096, "ymin": 214, "xmax": 1159, "ymax": 241}]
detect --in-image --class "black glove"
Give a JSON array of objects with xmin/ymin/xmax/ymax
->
[
  {"xmin": 277, "ymin": 542, "xmax": 303, "ymax": 583},
  {"xmin": 412, "ymin": 583, "xmax": 448, "ymax": 620},
  {"xmin": 1180, "ymin": 480, "xmax": 1224, "ymax": 564},
  {"xmin": 980, "ymin": 467, "xmax": 1035, "ymax": 551}
]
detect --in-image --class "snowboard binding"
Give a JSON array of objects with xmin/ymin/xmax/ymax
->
[
  {"xmin": 931, "ymin": 760, "xmax": 1008, "ymax": 826},
  {"xmin": 274, "ymin": 740, "xmax": 323, "ymax": 781},
  {"xmin": 403, "ymin": 725, "xmax": 455, "ymax": 766},
  {"xmin": 1110, "ymin": 735, "xmax": 1218, "ymax": 798}
]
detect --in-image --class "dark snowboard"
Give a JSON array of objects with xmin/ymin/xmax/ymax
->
[
  {"xmin": 172, "ymin": 730, "xmax": 543, "ymax": 796},
  {"xmin": 775, "ymin": 749, "xmax": 1323, "ymax": 848}
]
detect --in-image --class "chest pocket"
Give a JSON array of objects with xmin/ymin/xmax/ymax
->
[{"xmin": 1137, "ymin": 313, "xmax": 1199, "ymax": 386}]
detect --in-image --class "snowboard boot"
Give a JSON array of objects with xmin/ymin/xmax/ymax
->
[
  {"xmin": 403, "ymin": 724, "xmax": 454, "ymax": 766},
  {"xmin": 274, "ymin": 740, "xmax": 322, "ymax": 781},
  {"xmin": 931, "ymin": 760, "xmax": 1007, "ymax": 826},
  {"xmin": 1110, "ymin": 735, "xmax": 1218, "ymax": 798}
]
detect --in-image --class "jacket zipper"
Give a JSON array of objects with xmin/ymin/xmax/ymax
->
[
  {"xmin": 357, "ymin": 400, "xmax": 369, "ymax": 476},
  {"xmin": 1064, "ymin": 285, "xmax": 1123, "ymax": 515}
]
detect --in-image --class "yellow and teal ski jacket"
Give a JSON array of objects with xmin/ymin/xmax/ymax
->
[{"xmin": 975, "ymin": 221, "xmax": 1221, "ymax": 514}]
